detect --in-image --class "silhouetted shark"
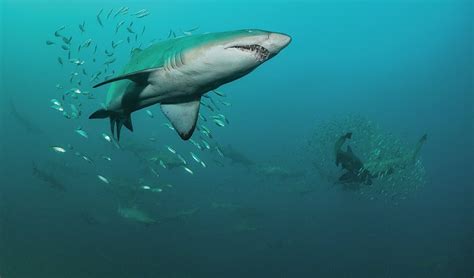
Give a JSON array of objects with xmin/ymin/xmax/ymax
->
[
  {"xmin": 334, "ymin": 132, "xmax": 373, "ymax": 186},
  {"xmin": 334, "ymin": 132, "xmax": 428, "ymax": 187}
]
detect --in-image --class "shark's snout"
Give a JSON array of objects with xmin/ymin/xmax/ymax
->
[{"xmin": 267, "ymin": 32, "xmax": 292, "ymax": 54}]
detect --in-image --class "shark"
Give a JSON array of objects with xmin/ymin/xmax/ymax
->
[
  {"xmin": 89, "ymin": 29, "xmax": 291, "ymax": 140},
  {"xmin": 118, "ymin": 206, "xmax": 157, "ymax": 225},
  {"xmin": 363, "ymin": 134, "xmax": 428, "ymax": 176},
  {"xmin": 335, "ymin": 132, "xmax": 373, "ymax": 186},
  {"xmin": 335, "ymin": 132, "xmax": 428, "ymax": 187}
]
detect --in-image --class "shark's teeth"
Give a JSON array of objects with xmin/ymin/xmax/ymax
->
[{"xmin": 230, "ymin": 44, "xmax": 270, "ymax": 61}]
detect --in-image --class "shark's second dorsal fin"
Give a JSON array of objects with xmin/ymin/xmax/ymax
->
[
  {"xmin": 161, "ymin": 98, "xmax": 201, "ymax": 140},
  {"xmin": 93, "ymin": 67, "xmax": 161, "ymax": 88}
]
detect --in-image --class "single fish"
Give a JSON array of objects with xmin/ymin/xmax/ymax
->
[
  {"xmin": 46, "ymin": 40, "xmax": 55, "ymax": 45},
  {"xmin": 79, "ymin": 21, "xmax": 86, "ymax": 33},
  {"xmin": 166, "ymin": 145, "xmax": 176, "ymax": 154},
  {"xmin": 97, "ymin": 175, "xmax": 110, "ymax": 184},
  {"xmin": 50, "ymin": 98, "xmax": 62, "ymax": 106},
  {"xmin": 75, "ymin": 127, "xmax": 88, "ymax": 138},
  {"xmin": 114, "ymin": 7, "xmax": 125, "ymax": 18},
  {"xmin": 220, "ymin": 100, "xmax": 231, "ymax": 106},
  {"xmin": 212, "ymin": 90, "xmax": 226, "ymax": 97},
  {"xmin": 50, "ymin": 105, "xmax": 64, "ymax": 112},
  {"xmin": 177, "ymin": 154, "xmax": 187, "ymax": 165},
  {"xmin": 102, "ymin": 133, "xmax": 112, "ymax": 142},
  {"xmin": 82, "ymin": 155, "xmax": 94, "ymax": 164},
  {"xmin": 82, "ymin": 38, "xmax": 93, "ymax": 48},
  {"xmin": 136, "ymin": 12, "xmax": 150, "ymax": 18},
  {"xmin": 198, "ymin": 113, "xmax": 207, "ymax": 122},
  {"xmin": 163, "ymin": 123, "xmax": 175, "ymax": 131},
  {"xmin": 115, "ymin": 21, "xmax": 125, "ymax": 33},
  {"xmin": 112, "ymin": 40, "xmax": 123, "ymax": 49},
  {"xmin": 189, "ymin": 139, "xmax": 202, "ymax": 150},
  {"xmin": 190, "ymin": 152, "xmax": 201, "ymax": 163},
  {"xmin": 104, "ymin": 57, "xmax": 116, "ymax": 65},
  {"xmin": 215, "ymin": 146, "xmax": 224, "ymax": 157},
  {"xmin": 56, "ymin": 25, "xmax": 65, "ymax": 32},
  {"xmin": 187, "ymin": 26, "xmax": 200, "ymax": 32},
  {"xmin": 62, "ymin": 36, "xmax": 72, "ymax": 44},
  {"xmin": 105, "ymin": 49, "xmax": 114, "ymax": 57},
  {"xmin": 131, "ymin": 9, "xmax": 147, "ymax": 16},
  {"xmin": 102, "ymin": 156, "xmax": 112, "ymax": 161},
  {"xmin": 145, "ymin": 110, "xmax": 153, "ymax": 118},
  {"xmin": 96, "ymin": 9, "xmax": 104, "ymax": 27},
  {"xmin": 107, "ymin": 8, "xmax": 114, "ymax": 19},
  {"xmin": 150, "ymin": 167, "xmax": 160, "ymax": 178},
  {"xmin": 182, "ymin": 166, "xmax": 194, "ymax": 175},
  {"xmin": 51, "ymin": 146, "xmax": 66, "ymax": 153},
  {"xmin": 201, "ymin": 139, "xmax": 211, "ymax": 150}
]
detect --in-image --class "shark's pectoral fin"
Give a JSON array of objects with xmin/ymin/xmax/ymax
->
[
  {"xmin": 161, "ymin": 98, "xmax": 201, "ymax": 140},
  {"xmin": 92, "ymin": 67, "xmax": 162, "ymax": 88}
]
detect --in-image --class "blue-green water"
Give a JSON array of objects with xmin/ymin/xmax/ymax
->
[{"xmin": 0, "ymin": 0, "xmax": 472, "ymax": 277}]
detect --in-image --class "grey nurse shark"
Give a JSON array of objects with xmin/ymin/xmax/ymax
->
[{"xmin": 90, "ymin": 29, "xmax": 291, "ymax": 140}]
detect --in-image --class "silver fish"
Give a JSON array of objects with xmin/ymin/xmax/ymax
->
[
  {"xmin": 51, "ymin": 146, "xmax": 66, "ymax": 153},
  {"xmin": 75, "ymin": 127, "xmax": 88, "ymax": 138},
  {"xmin": 96, "ymin": 9, "xmax": 103, "ymax": 27},
  {"xmin": 97, "ymin": 175, "xmax": 110, "ymax": 184}
]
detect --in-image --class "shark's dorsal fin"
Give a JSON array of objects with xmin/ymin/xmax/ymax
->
[
  {"xmin": 347, "ymin": 146, "xmax": 353, "ymax": 153},
  {"xmin": 93, "ymin": 67, "xmax": 161, "ymax": 88},
  {"xmin": 161, "ymin": 98, "xmax": 201, "ymax": 140}
]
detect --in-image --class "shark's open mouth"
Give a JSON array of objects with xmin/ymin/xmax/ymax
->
[{"xmin": 229, "ymin": 44, "xmax": 270, "ymax": 62}]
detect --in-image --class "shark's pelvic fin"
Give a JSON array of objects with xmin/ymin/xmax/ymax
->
[
  {"xmin": 92, "ymin": 67, "xmax": 162, "ymax": 88},
  {"xmin": 89, "ymin": 109, "xmax": 133, "ymax": 141},
  {"xmin": 161, "ymin": 98, "xmax": 201, "ymax": 140}
]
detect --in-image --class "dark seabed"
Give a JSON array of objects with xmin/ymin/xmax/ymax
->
[{"xmin": 0, "ymin": 0, "xmax": 473, "ymax": 277}]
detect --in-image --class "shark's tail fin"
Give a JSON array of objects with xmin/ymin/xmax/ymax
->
[{"xmin": 89, "ymin": 109, "xmax": 133, "ymax": 141}]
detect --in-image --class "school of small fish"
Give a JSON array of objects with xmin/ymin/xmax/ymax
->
[{"xmin": 307, "ymin": 114, "xmax": 427, "ymax": 204}]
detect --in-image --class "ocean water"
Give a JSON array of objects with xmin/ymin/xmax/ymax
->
[{"xmin": 0, "ymin": 0, "xmax": 473, "ymax": 277}]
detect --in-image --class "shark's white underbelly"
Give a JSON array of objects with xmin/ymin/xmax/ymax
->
[{"xmin": 108, "ymin": 64, "xmax": 226, "ymax": 113}]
